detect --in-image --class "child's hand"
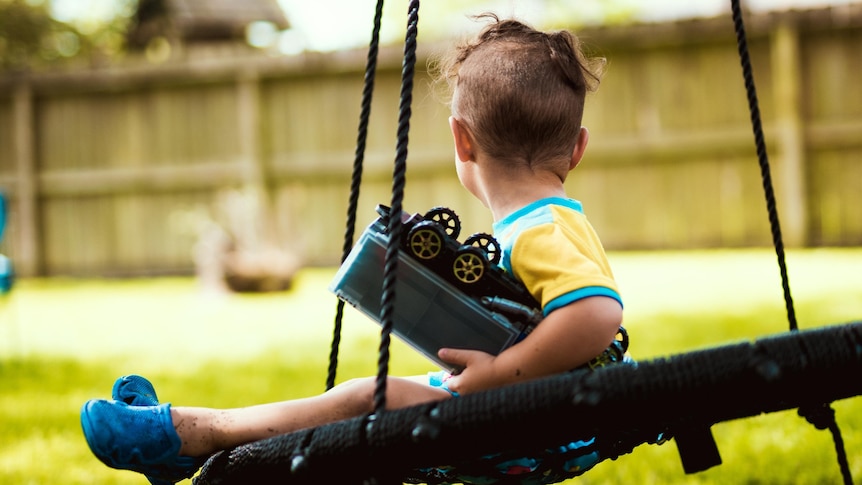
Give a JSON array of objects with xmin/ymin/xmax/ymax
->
[{"xmin": 437, "ymin": 348, "xmax": 501, "ymax": 394}]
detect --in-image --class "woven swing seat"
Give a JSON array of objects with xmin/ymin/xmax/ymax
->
[{"xmin": 193, "ymin": 321, "xmax": 862, "ymax": 484}]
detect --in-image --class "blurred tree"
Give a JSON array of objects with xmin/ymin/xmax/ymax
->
[{"xmin": 0, "ymin": 0, "xmax": 133, "ymax": 71}]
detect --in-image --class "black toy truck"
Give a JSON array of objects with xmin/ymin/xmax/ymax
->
[{"xmin": 330, "ymin": 205, "xmax": 627, "ymax": 373}]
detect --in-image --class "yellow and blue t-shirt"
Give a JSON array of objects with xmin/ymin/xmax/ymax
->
[{"xmin": 492, "ymin": 197, "xmax": 622, "ymax": 315}]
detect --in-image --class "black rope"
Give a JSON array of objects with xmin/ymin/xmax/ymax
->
[
  {"xmin": 374, "ymin": 0, "xmax": 420, "ymax": 414},
  {"xmin": 327, "ymin": 0, "xmax": 386, "ymax": 392},
  {"xmin": 729, "ymin": 0, "xmax": 798, "ymax": 332},
  {"xmin": 730, "ymin": 2, "xmax": 851, "ymax": 483}
]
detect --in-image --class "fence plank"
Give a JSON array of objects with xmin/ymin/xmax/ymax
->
[
  {"xmin": 771, "ymin": 19, "xmax": 807, "ymax": 247},
  {"xmin": 12, "ymin": 83, "xmax": 39, "ymax": 276}
]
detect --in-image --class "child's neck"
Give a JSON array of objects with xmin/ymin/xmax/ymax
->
[{"xmin": 483, "ymin": 172, "xmax": 568, "ymax": 222}]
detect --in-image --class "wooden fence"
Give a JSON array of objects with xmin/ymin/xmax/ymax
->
[{"xmin": 0, "ymin": 6, "xmax": 860, "ymax": 277}]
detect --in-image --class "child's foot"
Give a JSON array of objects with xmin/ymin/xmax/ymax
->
[{"xmin": 81, "ymin": 386, "xmax": 203, "ymax": 484}]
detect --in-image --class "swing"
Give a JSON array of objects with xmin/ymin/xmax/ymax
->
[{"xmin": 193, "ymin": 1, "xmax": 861, "ymax": 484}]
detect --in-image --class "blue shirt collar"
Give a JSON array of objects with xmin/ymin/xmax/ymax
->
[{"xmin": 494, "ymin": 197, "xmax": 583, "ymax": 231}]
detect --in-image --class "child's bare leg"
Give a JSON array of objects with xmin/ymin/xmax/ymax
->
[{"xmin": 174, "ymin": 376, "xmax": 451, "ymax": 457}]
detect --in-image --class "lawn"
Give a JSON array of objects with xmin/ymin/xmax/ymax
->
[{"xmin": 1, "ymin": 248, "xmax": 860, "ymax": 484}]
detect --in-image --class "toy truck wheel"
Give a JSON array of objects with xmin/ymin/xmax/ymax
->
[
  {"xmin": 453, "ymin": 247, "xmax": 487, "ymax": 284},
  {"xmin": 464, "ymin": 233, "xmax": 501, "ymax": 264},
  {"xmin": 408, "ymin": 222, "xmax": 445, "ymax": 260},
  {"xmin": 424, "ymin": 207, "xmax": 461, "ymax": 239}
]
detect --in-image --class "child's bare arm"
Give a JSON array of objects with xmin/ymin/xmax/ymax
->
[{"xmin": 439, "ymin": 295, "xmax": 622, "ymax": 395}]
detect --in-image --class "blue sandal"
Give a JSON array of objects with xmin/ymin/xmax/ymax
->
[
  {"xmin": 113, "ymin": 374, "xmax": 159, "ymax": 407},
  {"xmin": 81, "ymin": 377, "xmax": 203, "ymax": 485}
]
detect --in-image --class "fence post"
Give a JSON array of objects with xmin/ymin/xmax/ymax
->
[
  {"xmin": 12, "ymin": 81, "xmax": 40, "ymax": 277},
  {"xmin": 771, "ymin": 19, "xmax": 807, "ymax": 247},
  {"xmin": 237, "ymin": 68, "xmax": 268, "ymax": 192}
]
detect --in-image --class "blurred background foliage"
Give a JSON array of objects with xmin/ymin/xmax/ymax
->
[
  {"xmin": 0, "ymin": 0, "xmax": 644, "ymax": 71},
  {"xmin": 0, "ymin": 0, "xmax": 135, "ymax": 70}
]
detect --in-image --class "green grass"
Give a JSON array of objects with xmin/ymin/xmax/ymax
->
[{"xmin": 1, "ymin": 248, "xmax": 861, "ymax": 484}]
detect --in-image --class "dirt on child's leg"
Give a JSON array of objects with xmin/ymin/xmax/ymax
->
[{"xmin": 173, "ymin": 376, "xmax": 451, "ymax": 457}]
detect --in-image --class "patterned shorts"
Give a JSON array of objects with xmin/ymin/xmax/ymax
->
[{"xmin": 421, "ymin": 371, "xmax": 601, "ymax": 484}]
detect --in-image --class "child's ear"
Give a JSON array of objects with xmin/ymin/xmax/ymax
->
[
  {"xmin": 449, "ymin": 117, "xmax": 475, "ymax": 162},
  {"xmin": 569, "ymin": 127, "xmax": 590, "ymax": 170}
]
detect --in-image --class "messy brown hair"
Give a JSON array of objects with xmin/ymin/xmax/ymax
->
[{"xmin": 436, "ymin": 14, "xmax": 603, "ymax": 168}]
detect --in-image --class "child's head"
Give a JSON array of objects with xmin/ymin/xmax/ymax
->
[{"xmin": 437, "ymin": 14, "xmax": 603, "ymax": 171}]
